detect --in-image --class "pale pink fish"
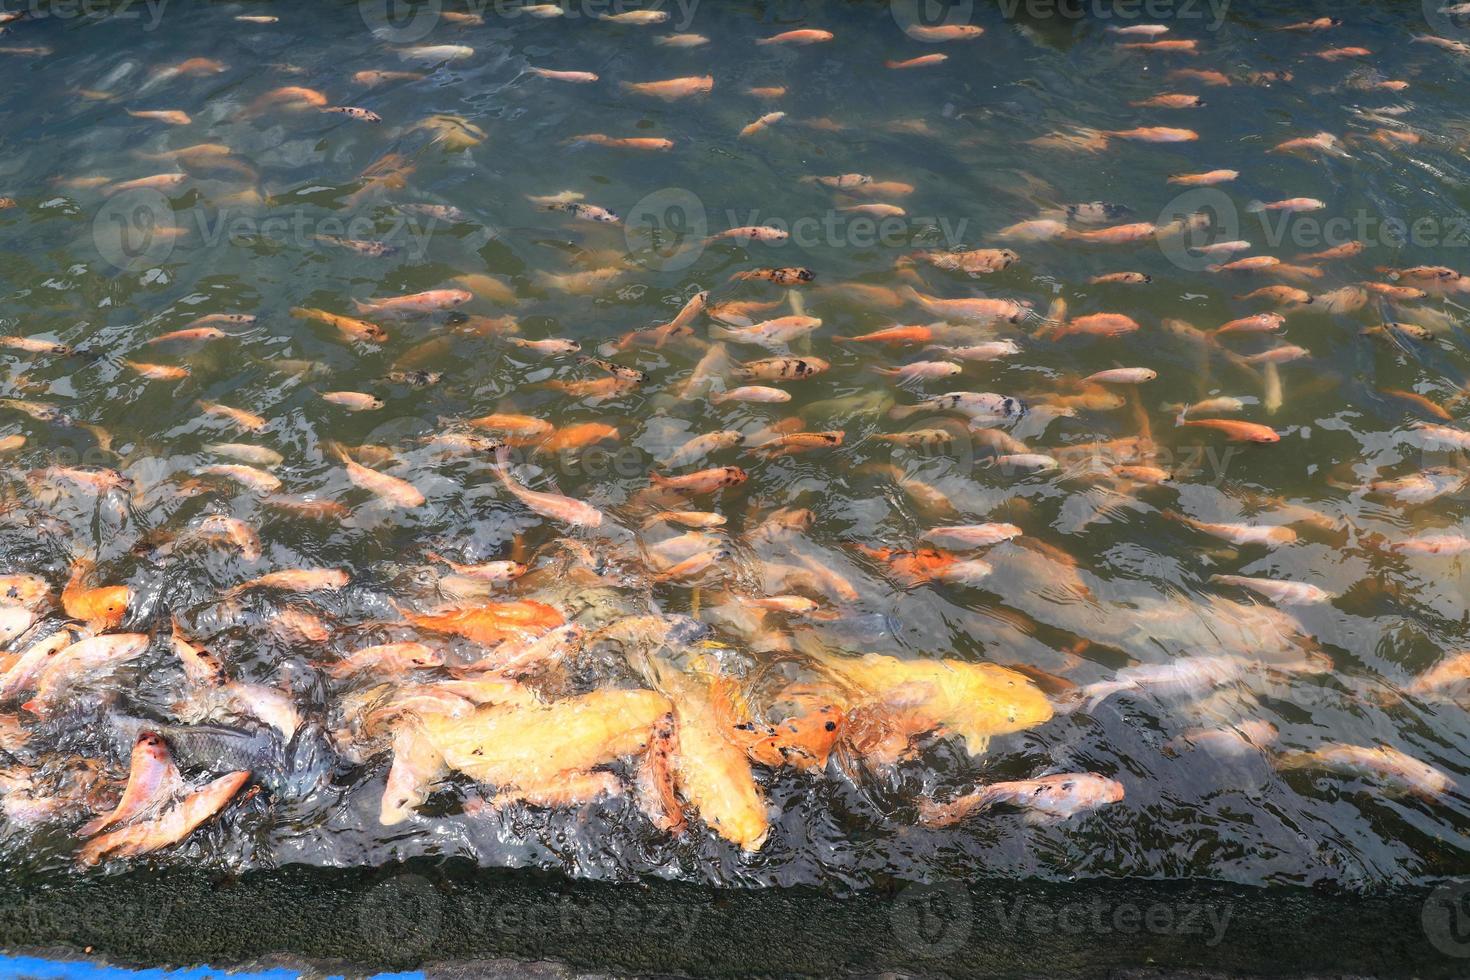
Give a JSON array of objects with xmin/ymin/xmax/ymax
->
[
  {"xmin": 924, "ymin": 341, "xmax": 1021, "ymax": 361},
  {"xmin": 425, "ymin": 551, "xmax": 528, "ymax": 582},
  {"xmin": 1414, "ymin": 422, "xmax": 1470, "ymax": 450},
  {"xmin": 493, "ymin": 446, "xmax": 604, "ymax": 527},
  {"xmin": 78, "ymin": 770, "xmax": 251, "ymax": 865},
  {"xmin": 352, "ymin": 289, "xmax": 472, "ymax": 317},
  {"xmin": 1192, "ymin": 240, "xmax": 1253, "ymax": 256},
  {"xmin": 1274, "ymin": 743, "xmax": 1453, "ymax": 799},
  {"xmin": 1243, "ymin": 345, "xmax": 1309, "ymax": 364},
  {"xmin": 709, "ymin": 225, "xmax": 789, "ymax": 243},
  {"xmin": 1166, "ymin": 512, "xmax": 1297, "ymax": 546},
  {"xmin": 1369, "ymin": 469, "xmax": 1465, "ymax": 504},
  {"xmin": 1246, "ymin": 198, "xmax": 1326, "ymax": 213},
  {"xmin": 1167, "ymin": 720, "xmax": 1280, "ymax": 758},
  {"xmin": 1407, "ymin": 652, "xmax": 1470, "ymax": 697},
  {"xmin": 1215, "ymin": 313, "xmax": 1285, "ymax": 334},
  {"xmin": 77, "ymin": 731, "xmax": 183, "ymax": 837},
  {"xmin": 1080, "ymin": 655, "xmax": 1251, "ymax": 708},
  {"xmin": 26, "ymin": 633, "xmax": 151, "ymax": 716},
  {"xmin": 902, "ymin": 287, "xmax": 1030, "ymax": 324},
  {"xmin": 987, "ymin": 453, "xmax": 1059, "ymax": 473},
  {"xmin": 327, "ymin": 642, "xmax": 444, "ymax": 678},
  {"xmin": 0, "ymin": 625, "xmax": 90, "ymax": 699},
  {"xmin": 1082, "ymin": 367, "xmax": 1157, "ymax": 384},
  {"xmin": 1171, "ymin": 396, "xmax": 1247, "ymax": 417},
  {"xmin": 994, "ymin": 218, "xmax": 1068, "ymax": 241},
  {"xmin": 1209, "ymin": 574, "xmax": 1334, "ymax": 605},
  {"xmin": 659, "ymin": 430, "xmax": 743, "ymax": 467},
  {"xmin": 0, "ymin": 606, "xmax": 35, "ymax": 645},
  {"xmin": 918, "ymin": 773, "xmax": 1125, "ymax": 826},
  {"xmin": 193, "ymin": 464, "xmax": 282, "ymax": 493},
  {"xmin": 873, "ymin": 360, "xmax": 963, "ymax": 381},
  {"xmin": 333, "ymin": 447, "xmax": 425, "ymax": 509},
  {"xmin": 710, "ymin": 385, "xmax": 791, "ymax": 404},
  {"xmin": 929, "ymin": 558, "xmax": 995, "ymax": 585},
  {"xmin": 1394, "ymin": 533, "xmax": 1470, "ymax": 555},
  {"xmin": 919, "ymin": 523, "xmax": 1024, "ymax": 549},
  {"xmin": 321, "ymin": 391, "xmax": 384, "ymax": 411},
  {"xmin": 709, "ymin": 315, "xmax": 821, "ymax": 347},
  {"xmin": 529, "ymin": 67, "xmax": 599, "ymax": 83}
]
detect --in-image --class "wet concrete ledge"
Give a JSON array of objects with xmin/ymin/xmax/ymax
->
[{"xmin": 0, "ymin": 863, "xmax": 1464, "ymax": 977}]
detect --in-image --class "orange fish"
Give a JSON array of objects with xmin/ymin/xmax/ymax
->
[
  {"xmin": 1041, "ymin": 313, "xmax": 1141, "ymax": 341},
  {"xmin": 398, "ymin": 600, "xmax": 564, "ymax": 646},
  {"xmin": 832, "ymin": 325, "xmax": 934, "ymax": 345},
  {"xmin": 536, "ymin": 422, "xmax": 620, "ymax": 454},
  {"xmin": 1178, "ymin": 418, "xmax": 1281, "ymax": 443},
  {"xmin": 62, "ymin": 559, "xmax": 130, "ymax": 629},
  {"xmin": 78, "ymin": 770, "xmax": 250, "ymax": 866},
  {"xmin": 885, "ymin": 54, "xmax": 947, "ymax": 69},
  {"xmin": 619, "ymin": 75, "xmax": 713, "ymax": 99}
]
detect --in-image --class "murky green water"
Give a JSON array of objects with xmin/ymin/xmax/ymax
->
[{"xmin": 0, "ymin": 0, "xmax": 1466, "ymax": 891}]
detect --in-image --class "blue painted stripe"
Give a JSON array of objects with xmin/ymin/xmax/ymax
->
[{"xmin": 0, "ymin": 956, "xmax": 425, "ymax": 979}]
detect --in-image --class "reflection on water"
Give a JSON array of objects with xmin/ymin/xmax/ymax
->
[{"xmin": 0, "ymin": 0, "xmax": 1464, "ymax": 890}]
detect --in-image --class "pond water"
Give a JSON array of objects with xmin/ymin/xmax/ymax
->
[{"xmin": 0, "ymin": 0, "xmax": 1466, "ymax": 893}]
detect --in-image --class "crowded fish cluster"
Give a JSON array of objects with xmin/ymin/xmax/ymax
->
[{"xmin": 0, "ymin": 3, "xmax": 1465, "ymax": 883}]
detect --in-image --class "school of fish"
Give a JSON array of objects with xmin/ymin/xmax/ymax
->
[{"xmin": 0, "ymin": 4, "xmax": 1463, "ymax": 881}]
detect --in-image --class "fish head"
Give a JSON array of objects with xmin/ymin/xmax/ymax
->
[{"xmin": 134, "ymin": 730, "xmax": 172, "ymax": 764}]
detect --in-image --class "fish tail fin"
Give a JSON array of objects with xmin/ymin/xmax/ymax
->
[
  {"xmin": 1244, "ymin": 200, "xmax": 1266, "ymax": 214},
  {"xmin": 707, "ymin": 325, "xmax": 736, "ymax": 341},
  {"xmin": 887, "ymin": 403, "xmax": 921, "ymax": 421},
  {"xmin": 490, "ymin": 442, "xmax": 514, "ymax": 477},
  {"xmin": 648, "ymin": 472, "xmax": 672, "ymax": 487},
  {"xmin": 350, "ymin": 298, "xmax": 374, "ymax": 315},
  {"xmin": 916, "ymin": 789, "xmax": 998, "ymax": 827},
  {"xmin": 1081, "ymin": 681, "xmax": 1132, "ymax": 711}
]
